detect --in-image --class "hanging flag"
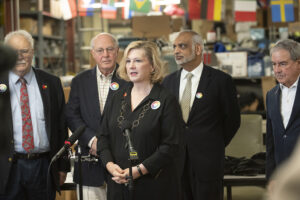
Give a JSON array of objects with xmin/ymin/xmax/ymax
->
[
  {"xmin": 234, "ymin": 0, "xmax": 257, "ymax": 22},
  {"xmin": 271, "ymin": 0, "xmax": 294, "ymax": 22},
  {"xmin": 103, "ymin": 0, "xmax": 115, "ymax": 6},
  {"xmin": 60, "ymin": 0, "xmax": 77, "ymax": 20},
  {"xmin": 188, "ymin": 0, "xmax": 201, "ymax": 19},
  {"xmin": 101, "ymin": 4, "xmax": 117, "ymax": 19},
  {"xmin": 200, "ymin": 0, "xmax": 223, "ymax": 21},
  {"xmin": 130, "ymin": 0, "xmax": 151, "ymax": 13},
  {"xmin": 78, "ymin": 0, "xmax": 95, "ymax": 16}
]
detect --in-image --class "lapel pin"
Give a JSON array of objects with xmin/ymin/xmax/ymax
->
[
  {"xmin": 42, "ymin": 84, "xmax": 47, "ymax": 90},
  {"xmin": 195, "ymin": 92, "xmax": 203, "ymax": 99},
  {"xmin": 110, "ymin": 82, "xmax": 119, "ymax": 91},
  {"xmin": 151, "ymin": 101, "xmax": 161, "ymax": 110},
  {"xmin": 0, "ymin": 84, "xmax": 7, "ymax": 93},
  {"xmin": 123, "ymin": 92, "xmax": 127, "ymax": 97}
]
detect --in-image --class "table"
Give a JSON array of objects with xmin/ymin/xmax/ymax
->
[{"xmin": 223, "ymin": 174, "xmax": 266, "ymax": 200}]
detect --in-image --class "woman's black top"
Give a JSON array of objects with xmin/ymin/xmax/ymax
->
[{"xmin": 98, "ymin": 83, "xmax": 182, "ymax": 200}]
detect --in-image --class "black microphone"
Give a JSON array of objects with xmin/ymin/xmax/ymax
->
[
  {"xmin": 121, "ymin": 120, "xmax": 138, "ymax": 160},
  {"xmin": 51, "ymin": 125, "xmax": 86, "ymax": 162},
  {"xmin": 0, "ymin": 45, "xmax": 17, "ymax": 73}
]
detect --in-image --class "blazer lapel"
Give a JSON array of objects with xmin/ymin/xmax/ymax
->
[
  {"xmin": 0, "ymin": 72, "xmax": 14, "ymax": 136},
  {"xmin": 34, "ymin": 69, "xmax": 51, "ymax": 137},
  {"xmin": 286, "ymin": 81, "xmax": 300, "ymax": 130},
  {"xmin": 174, "ymin": 69, "xmax": 181, "ymax": 100},
  {"xmin": 89, "ymin": 67, "xmax": 101, "ymax": 118},
  {"xmin": 273, "ymin": 85, "xmax": 285, "ymax": 131},
  {"xmin": 188, "ymin": 65, "xmax": 211, "ymax": 120},
  {"xmin": 102, "ymin": 65, "xmax": 124, "ymax": 119}
]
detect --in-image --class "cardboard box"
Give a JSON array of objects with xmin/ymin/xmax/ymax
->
[
  {"xmin": 171, "ymin": 17, "xmax": 184, "ymax": 32},
  {"xmin": 132, "ymin": 15, "xmax": 171, "ymax": 39},
  {"xmin": 288, "ymin": 22, "xmax": 300, "ymax": 33},
  {"xmin": 20, "ymin": 18, "xmax": 53, "ymax": 36},
  {"xmin": 261, "ymin": 76, "xmax": 276, "ymax": 109},
  {"xmin": 19, "ymin": 0, "xmax": 50, "ymax": 12},
  {"xmin": 191, "ymin": 19, "xmax": 214, "ymax": 40},
  {"xmin": 20, "ymin": 18, "xmax": 37, "ymax": 34},
  {"xmin": 215, "ymin": 52, "xmax": 248, "ymax": 77}
]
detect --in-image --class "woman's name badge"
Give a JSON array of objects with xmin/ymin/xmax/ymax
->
[
  {"xmin": 151, "ymin": 101, "xmax": 160, "ymax": 110},
  {"xmin": 0, "ymin": 84, "xmax": 7, "ymax": 93},
  {"xmin": 110, "ymin": 82, "xmax": 119, "ymax": 90},
  {"xmin": 195, "ymin": 92, "xmax": 203, "ymax": 99}
]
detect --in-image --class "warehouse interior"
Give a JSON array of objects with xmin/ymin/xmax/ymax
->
[{"xmin": 1, "ymin": 0, "xmax": 300, "ymax": 199}]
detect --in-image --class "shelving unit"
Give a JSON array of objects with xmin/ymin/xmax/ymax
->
[{"xmin": 19, "ymin": 10, "xmax": 66, "ymax": 76}]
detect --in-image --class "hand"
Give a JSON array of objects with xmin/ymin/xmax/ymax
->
[
  {"xmin": 123, "ymin": 164, "xmax": 148, "ymax": 180},
  {"xmin": 59, "ymin": 171, "xmax": 67, "ymax": 186},
  {"xmin": 123, "ymin": 167, "xmax": 140, "ymax": 180},
  {"xmin": 89, "ymin": 138, "xmax": 98, "ymax": 156},
  {"xmin": 267, "ymin": 180, "xmax": 277, "ymax": 194},
  {"xmin": 106, "ymin": 162, "xmax": 127, "ymax": 184}
]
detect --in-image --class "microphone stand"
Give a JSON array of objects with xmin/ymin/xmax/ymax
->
[
  {"xmin": 124, "ymin": 133, "xmax": 139, "ymax": 200},
  {"xmin": 77, "ymin": 145, "xmax": 83, "ymax": 200}
]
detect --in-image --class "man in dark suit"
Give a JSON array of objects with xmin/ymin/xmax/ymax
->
[
  {"xmin": 266, "ymin": 39, "xmax": 300, "ymax": 191},
  {"xmin": 0, "ymin": 30, "xmax": 69, "ymax": 200},
  {"xmin": 65, "ymin": 33, "xmax": 127, "ymax": 199},
  {"xmin": 162, "ymin": 30, "xmax": 240, "ymax": 200}
]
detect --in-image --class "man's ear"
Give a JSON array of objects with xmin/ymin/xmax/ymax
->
[{"xmin": 195, "ymin": 44, "xmax": 202, "ymax": 56}]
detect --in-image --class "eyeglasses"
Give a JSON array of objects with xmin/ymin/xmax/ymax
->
[
  {"xmin": 93, "ymin": 47, "xmax": 116, "ymax": 55},
  {"xmin": 17, "ymin": 49, "xmax": 32, "ymax": 56}
]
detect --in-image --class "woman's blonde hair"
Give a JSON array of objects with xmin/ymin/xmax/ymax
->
[{"xmin": 118, "ymin": 40, "xmax": 165, "ymax": 83}]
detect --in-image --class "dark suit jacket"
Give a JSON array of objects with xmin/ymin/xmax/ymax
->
[
  {"xmin": 0, "ymin": 68, "xmax": 70, "ymax": 194},
  {"xmin": 162, "ymin": 65, "xmax": 240, "ymax": 180},
  {"xmin": 65, "ymin": 66, "xmax": 128, "ymax": 186},
  {"xmin": 266, "ymin": 81, "xmax": 300, "ymax": 180}
]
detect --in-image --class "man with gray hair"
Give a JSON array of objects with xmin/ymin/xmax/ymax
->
[
  {"xmin": 162, "ymin": 30, "xmax": 240, "ymax": 200},
  {"xmin": 266, "ymin": 39, "xmax": 300, "ymax": 192},
  {"xmin": 0, "ymin": 30, "xmax": 69, "ymax": 199},
  {"xmin": 65, "ymin": 32, "xmax": 127, "ymax": 199}
]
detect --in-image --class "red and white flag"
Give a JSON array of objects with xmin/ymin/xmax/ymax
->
[{"xmin": 234, "ymin": 0, "xmax": 257, "ymax": 22}]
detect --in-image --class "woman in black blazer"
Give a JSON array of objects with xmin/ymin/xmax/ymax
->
[{"xmin": 97, "ymin": 41, "xmax": 182, "ymax": 200}]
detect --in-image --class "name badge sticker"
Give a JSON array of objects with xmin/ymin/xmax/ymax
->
[
  {"xmin": 0, "ymin": 84, "xmax": 7, "ymax": 93},
  {"xmin": 195, "ymin": 92, "xmax": 203, "ymax": 99},
  {"xmin": 110, "ymin": 82, "xmax": 119, "ymax": 91},
  {"xmin": 151, "ymin": 101, "xmax": 161, "ymax": 110}
]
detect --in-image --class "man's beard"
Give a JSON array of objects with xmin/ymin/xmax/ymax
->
[{"xmin": 175, "ymin": 51, "xmax": 196, "ymax": 65}]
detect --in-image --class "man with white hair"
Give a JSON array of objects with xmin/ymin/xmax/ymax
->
[
  {"xmin": 163, "ymin": 30, "xmax": 240, "ymax": 200},
  {"xmin": 65, "ymin": 32, "xmax": 127, "ymax": 199},
  {"xmin": 266, "ymin": 39, "xmax": 300, "ymax": 193},
  {"xmin": 0, "ymin": 30, "xmax": 69, "ymax": 200}
]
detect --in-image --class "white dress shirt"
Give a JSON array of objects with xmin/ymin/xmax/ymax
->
[
  {"xmin": 280, "ymin": 77, "xmax": 299, "ymax": 128},
  {"xmin": 179, "ymin": 62, "xmax": 204, "ymax": 108},
  {"xmin": 9, "ymin": 68, "xmax": 50, "ymax": 153},
  {"xmin": 88, "ymin": 66, "xmax": 114, "ymax": 148}
]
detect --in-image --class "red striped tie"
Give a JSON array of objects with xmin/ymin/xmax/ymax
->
[{"xmin": 20, "ymin": 78, "xmax": 34, "ymax": 152}]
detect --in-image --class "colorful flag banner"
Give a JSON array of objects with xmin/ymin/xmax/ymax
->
[
  {"xmin": 234, "ymin": 0, "xmax": 257, "ymax": 22},
  {"xmin": 188, "ymin": 0, "xmax": 201, "ymax": 19},
  {"xmin": 130, "ymin": 0, "xmax": 151, "ymax": 13},
  {"xmin": 77, "ymin": 0, "xmax": 95, "ymax": 16},
  {"xmin": 102, "ymin": 0, "xmax": 115, "ymax": 6},
  {"xmin": 121, "ymin": 0, "xmax": 132, "ymax": 19},
  {"xmin": 271, "ymin": 0, "xmax": 294, "ymax": 22},
  {"xmin": 200, "ymin": 0, "xmax": 223, "ymax": 21},
  {"xmin": 101, "ymin": 4, "xmax": 117, "ymax": 19}
]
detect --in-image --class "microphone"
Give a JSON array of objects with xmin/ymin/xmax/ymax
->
[
  {"xmin": 0, "ymin": 45, "xmax": 17, "ymax": 73},
  {"xmin": 121, "ymin": 120, "xmax": 138, "ymax": 160},
  {"xmin": 51, "ymin": 125, "xmax": 86, "ymax": 163}
]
